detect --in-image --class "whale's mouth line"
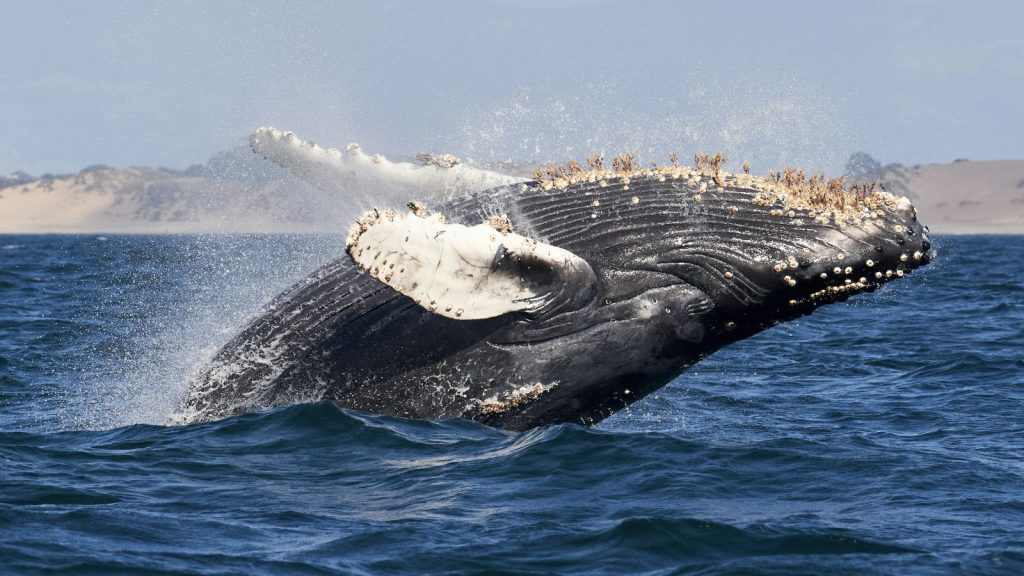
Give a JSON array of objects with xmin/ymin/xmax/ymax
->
[{"xmin": 491, "ymin": 284, "xmax": 712, "ymax": 347}]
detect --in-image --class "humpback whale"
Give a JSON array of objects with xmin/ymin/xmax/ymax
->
[{"xmin": 173, "ymin": 128, "xmax": 933, "ymax": 430}]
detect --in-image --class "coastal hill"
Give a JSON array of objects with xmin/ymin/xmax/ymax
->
[
  {"xmin": 1, "ymin": 151, "xmax": 1022, "ymax": 234},
  {"xmin": 876, "ymin": 159, "xmax": 1024, "ymax": 234},
  {"xmin": 0, "ymin": 148, "xmax": 354, "ymax": 234}
]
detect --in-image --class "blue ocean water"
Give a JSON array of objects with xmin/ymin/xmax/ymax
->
[{"xmin": 0, "ymin": 234, "xmax": 1022, "ymax": 575}]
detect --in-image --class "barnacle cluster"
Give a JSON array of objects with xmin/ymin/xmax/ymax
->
[
  {"xmin": 415, "ymin": 152, "xmax": 462, "ymax": 169},
  {"xmin": 527, "ymin": 152, "xmax": 901, "ymax": 222},
  {"xmin": 752, "ymin": 168, "xmax": 901, "ymax": 224},
  {"xmin": 477, "ymin": 382, "xmax": 554, "ymax": 415},
  {"xmin": 485, "ymin": 214, "xmax": 514, "ymax": 234}
]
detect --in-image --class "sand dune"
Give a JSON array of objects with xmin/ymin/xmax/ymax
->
[
  {"xmin": 0, "ymin": 165, "xmax": 346, "ymax": 234},
  {"xmin": 879, "ymin": 160, "xmax": 1024, "ymax": 234}
]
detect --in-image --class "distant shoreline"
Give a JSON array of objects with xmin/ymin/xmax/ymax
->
[
  {"xmin": 3, "ymin": 154, "xmax": 1022, "ymax": 236},
  {"xmin": 1, "ymin": 230, "xmax": 1020, "ymax": 237},
  {"xmin": 0, "ymin": 230, "xmax": 345, "ymax": 236}
]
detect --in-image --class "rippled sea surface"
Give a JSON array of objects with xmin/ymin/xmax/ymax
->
[{"xmin": 1, "ymin": 234, "xmax": 1022, "ymax": 575}]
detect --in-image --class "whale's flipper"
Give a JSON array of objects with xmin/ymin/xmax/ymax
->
[
  {"xmin": 250, "ymin": 127, "xmax": 521, "ymax": 200},
  {"xmin": 345, "ymin": 208, "xmax": 597, "ymax": 320}
]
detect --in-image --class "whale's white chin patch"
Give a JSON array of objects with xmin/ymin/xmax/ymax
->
[{"xmin": 346, "ymin": 208, "xmax": 594, "ymax": 320}]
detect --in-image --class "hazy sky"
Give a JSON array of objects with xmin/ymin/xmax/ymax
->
[{"xmin": 1, "ymin": 0, "xmax": 1021, "ymax": 175}]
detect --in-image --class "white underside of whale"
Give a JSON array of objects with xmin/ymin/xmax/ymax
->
[{"xmin": 346, "ymin": 209, "xmax": 592, "ymax": 320}]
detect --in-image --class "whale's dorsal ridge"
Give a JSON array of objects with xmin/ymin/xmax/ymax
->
[{"xmin": 345, "ymin": 207, "xmax": 597, "ymax": 320}]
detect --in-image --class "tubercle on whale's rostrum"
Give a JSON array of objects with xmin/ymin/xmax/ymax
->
[{"xmin": 527, "ymin": 151, "xmax": 905, "ymax": 224}]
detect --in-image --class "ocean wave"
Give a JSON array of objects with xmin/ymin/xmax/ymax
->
[{"xmin": 1, "ymin": 234, "xmax": 1022, "ymax": 574}]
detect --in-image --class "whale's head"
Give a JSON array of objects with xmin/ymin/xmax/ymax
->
[
  {"xmin": 512, "ymin": 161, "xmax": 934, "ymax": 341},
  {"xmin": 621, "ymin": 170, "xmax": 934, "ymax": 342},
  {"xmin": 459, "ymin": 161, "xmax": 935, "ymax": 427}
]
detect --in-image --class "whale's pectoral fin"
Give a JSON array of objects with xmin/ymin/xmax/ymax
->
[
  {"xmin": 345, "ymin": 208, "xmax": 598, "ymax": 320},
  {"xmin": 249, "ymin": 127, "xmax": 521, "ymax": 198}
]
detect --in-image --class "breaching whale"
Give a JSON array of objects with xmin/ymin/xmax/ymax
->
[{"xmin": 173, "ymin": 128, "xmax": 933, "ymax": 430}]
